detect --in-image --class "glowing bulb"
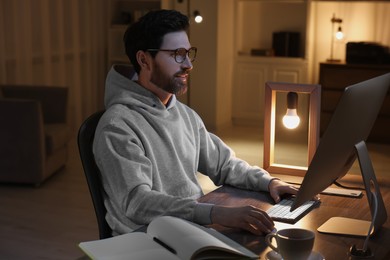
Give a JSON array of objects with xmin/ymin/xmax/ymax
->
[
  {"xmin": 335, "ymin": 27, "xmax": 344, "ymax": 40},
  {"xmin": 283, "ymin": 92, "xmax": 300, "ymax": 129},
  {"xmin": 195, "ymin": 14, "xmax": 203, "ymax": 23},
  {"xmin": 283, "ymin": 109, "xmax": 301, "ymax": 129},
  {"xmin": 193, "ymin": 11, "xmax": 203, "ymax": 23}
]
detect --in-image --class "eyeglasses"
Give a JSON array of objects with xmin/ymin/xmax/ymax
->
[{"xmin": 146, "ymin": 47, "xmax": 197, "ymax": 63}]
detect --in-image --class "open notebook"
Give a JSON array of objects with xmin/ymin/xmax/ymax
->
[{"xmin": 79, "ymin": 216, "xmax": 258, "ymax": 260}]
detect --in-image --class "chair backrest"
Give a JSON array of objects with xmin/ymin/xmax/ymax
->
[{"xmin": 77, "ymin": 110, "xmax": 112, "ymax": 239}]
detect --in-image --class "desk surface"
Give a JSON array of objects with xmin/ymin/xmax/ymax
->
[{"xmin": 198, "ymin": 175, "xmax": 390, "ymax": 259}]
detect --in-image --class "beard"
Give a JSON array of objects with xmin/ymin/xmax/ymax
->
[{"xmin": 150, "ymin": 63, "xmax": 189, "ymax": 96}]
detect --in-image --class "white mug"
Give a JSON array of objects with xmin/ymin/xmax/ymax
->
[{"xmin": 265, "ymin": 228, "xmax": 315, "ymax": 260}]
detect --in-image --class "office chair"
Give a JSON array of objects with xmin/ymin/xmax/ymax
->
[{"xmin": 77, "ymin": 110, "xmax": 112, "ymax": 239}]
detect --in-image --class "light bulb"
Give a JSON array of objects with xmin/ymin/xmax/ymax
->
[
  {"xmin": 335, "ymin": 27, "xmax": 344, "ymax": 40},
  {"xmin": 283, "ymin": 92, "xmax": 300, "ymax": 129},
  {"xmin": 283, "ymin": 109, "xmax": 300, "ymax": 129},
  {"xmin": 193, "ymin": 11, "xmax": 203, "ymax": 23},
  {"xmin": 195, "ymin": 14, "xmax": 203, "ymax": 23}
]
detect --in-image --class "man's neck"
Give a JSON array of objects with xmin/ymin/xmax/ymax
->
[{"xmin": 136, "ymin": 78, "xmax": 172, "ymax": 106}]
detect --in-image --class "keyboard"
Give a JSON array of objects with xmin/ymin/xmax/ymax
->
[{"xmin": 267, "ymin": 197, "xmax": 320, "ymax": 224}]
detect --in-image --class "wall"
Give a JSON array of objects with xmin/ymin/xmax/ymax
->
[
  {"xmin": 189, "ymin": 0, "xmax": 218, "ymax": 131},
  {"xmin": 182, "ymin": 0, "xmax": 234, "ymax": 132},
  {"xmin": 216, "ymin": 0, "xmax": 234, "ymax": 130}
]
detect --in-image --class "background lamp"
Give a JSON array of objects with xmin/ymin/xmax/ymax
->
[
  {"xmin": 264, "ymin": 82, "xmax": 321, "ymax": 177},
  {"xmin": 283, "ymin": 92, "xmax": 300, "ymax": 129},
  {"xmin": 193, "ymin": 10, "xmax": 203, "ymax": 23},
  {"xmin": 327, "ymin": 13, "xmax": 344, "ymax": 62}
]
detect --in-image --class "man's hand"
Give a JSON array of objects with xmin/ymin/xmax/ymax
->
[
  {"xmin": 268, "ymin": 178, "xmax": 299, "ymax": 203},
  {"xmin": 209, "ymin": 179, "xmax": 300, "ymax": 235},
  {"xmin": 211, "ymin": 205, "xmax": 275, "ymax": 235}
]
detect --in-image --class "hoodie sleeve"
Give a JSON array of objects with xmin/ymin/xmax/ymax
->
[
  {"xmin": 197, "ymin": 121, "xmax": 274, "ymax": 192},
  {"xmin": 93, "ymin": 117, "xmax": 213, "ymax": 233}
]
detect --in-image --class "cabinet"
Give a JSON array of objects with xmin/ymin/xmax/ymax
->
[
  {"xmin": 107, "ymin": 0, "xmax": 162, "ymax": 68},
  {"xmin": 232, "ymin": 56, "xmax": 308, "ymax": 125},
  {"xmin": 319, "ymin": 62, "xmax": 390, "ymax": 143},
  {"xmin": 232, "ymin": 0, "xmax": 310, "ymax": 126}
]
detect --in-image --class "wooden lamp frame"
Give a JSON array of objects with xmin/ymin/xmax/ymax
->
[{"xmin": 263, "ymin": 82, "xmax": 321, "ymax": 177}]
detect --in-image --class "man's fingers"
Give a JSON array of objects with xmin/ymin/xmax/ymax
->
[
  {"xmin": 247, "ymin": 209, "xmax": 274, "ymax": 233},
  {"xmin": 241, "ymin": 215, "xmax": 274, "ymax": 235}
]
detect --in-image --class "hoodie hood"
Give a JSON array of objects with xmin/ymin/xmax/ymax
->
[{"xmin": 104, "ymin": 64, "xmax": 177, "ymax": 112}]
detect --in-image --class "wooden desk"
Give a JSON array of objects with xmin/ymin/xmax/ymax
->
[{"xmin": 199, "ymin": 175, "xmax": 390, "ymax": 259}]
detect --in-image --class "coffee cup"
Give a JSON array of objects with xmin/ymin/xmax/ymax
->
[{"xmin": 265, "ymin": 228, "xmax": 315, "ymax": 260}]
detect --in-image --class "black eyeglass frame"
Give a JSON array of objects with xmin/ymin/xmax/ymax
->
[{"xmin": 146, "ymin": 47, "xmax": 197, "ymax": 63}]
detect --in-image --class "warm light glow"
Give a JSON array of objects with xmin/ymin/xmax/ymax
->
[
  {"xmin": 193, "ymin": 10, "xmax": 203, "ymax": 23},
  {"xmin": 283, "ymin": 109, "xmax": 300, "ymax": 129},
  {"xmin": 335, "ymin": 31, "xmax": 344, "ymax": 40},
  {"xmin": 335, "ymin": 27, "xmax": 344, "ymax": 40},
  {"xmin": 194, "ymin": 14, "xmax": 203, "ymax": 23}
]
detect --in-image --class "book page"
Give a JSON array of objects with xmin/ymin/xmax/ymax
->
[
  {"xmin": 147, "ymin": 216, "xmax": 257, "ymax": 259},
  {"xmin": 79, "ymin": 232, "xmax": 179, "ymax": 260}
]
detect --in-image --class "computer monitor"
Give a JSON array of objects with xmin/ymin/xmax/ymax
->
[{"xmin": 291, "ymin": 73, "xmax": 390, "ymax": 236}]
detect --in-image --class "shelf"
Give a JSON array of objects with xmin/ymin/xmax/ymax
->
[
  {"xmin": 107, "ymin": 0, "xmax": 161, "ymax": 68},
  {"xmin": 235, "ymin": 0, "xmax": 308, "ymax": 59},
  {"xmin": 109, "ymin": 0, "xmax": 160, "ymax": 25}
]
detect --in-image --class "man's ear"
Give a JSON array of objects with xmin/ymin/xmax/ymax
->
[{"xmin": 136, "ymin": 50, "xmax": 151, "ymax": 71}]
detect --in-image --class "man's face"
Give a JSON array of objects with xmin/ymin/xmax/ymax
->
[{"xmin": 150, "ymin": 31, "xmax": 193, "ymax": 96}]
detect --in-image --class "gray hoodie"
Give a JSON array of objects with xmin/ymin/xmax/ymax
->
[{"xmin": 93, "ymin": 64, "xmax": 274, "ymax": 235}]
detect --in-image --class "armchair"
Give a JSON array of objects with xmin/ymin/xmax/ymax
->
[{"xmin": 0, "ymin": 85, "xmax": 70, "ymax": 185}]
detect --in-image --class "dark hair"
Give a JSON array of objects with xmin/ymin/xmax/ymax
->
[{"xmin": 123, "ymin": 9, "xmax": 189, "ymax": 74}]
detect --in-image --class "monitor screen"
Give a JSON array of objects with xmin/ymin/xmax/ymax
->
[{"xmin": 292, "ymin": 73, "xmax": 390, "ymax": 211}]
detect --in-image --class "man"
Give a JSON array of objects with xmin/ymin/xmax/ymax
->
[{"xmin": 93, "ymin": 9, "xmax": 298, "ymax": 236}]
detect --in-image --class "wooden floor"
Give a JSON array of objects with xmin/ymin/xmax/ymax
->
[
  {"xmin": 0, "ymin": 125, "xmax": 389, "ymax": 259},
  {"xmin": 0, "ymin": 138, "xmax": 97, "ymax": 260}
]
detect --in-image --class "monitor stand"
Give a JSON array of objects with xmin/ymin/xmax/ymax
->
[{"xmin": 317, "ymin": 141, "xmax": 387, "ymax": 237}]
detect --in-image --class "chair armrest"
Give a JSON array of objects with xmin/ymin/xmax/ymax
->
[
  {"xmin": 0, "ymin": 85, "xmax": 68, "ymax": 124},
  {"xmin": 0, "ymin": 99, "xmax": 46, "ymax": 181}
]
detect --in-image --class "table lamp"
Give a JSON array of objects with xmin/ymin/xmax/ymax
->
[{"xmin": 263, "ymin": 82, "xmax": 321, "ymax": 176}]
